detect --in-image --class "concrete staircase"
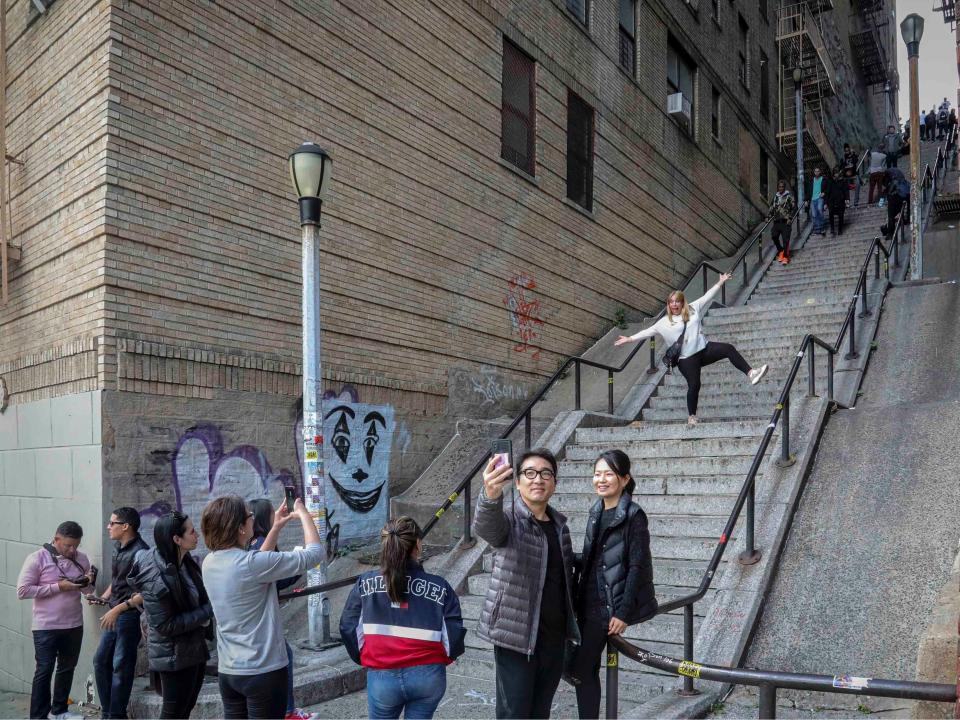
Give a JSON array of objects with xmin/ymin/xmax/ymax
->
[{"xmin": 306, "ymin": 205, "xmax": 889, "ymax": 718}]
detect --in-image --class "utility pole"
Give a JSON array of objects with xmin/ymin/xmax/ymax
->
[{"xmin": 900, "ymin": 15, "xmax": 924, "ymax": 280}]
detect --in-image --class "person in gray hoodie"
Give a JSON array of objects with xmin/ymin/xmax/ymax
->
[{"xmin": 473, "ymin": 448, "xmax": 580, "ymax": 719}]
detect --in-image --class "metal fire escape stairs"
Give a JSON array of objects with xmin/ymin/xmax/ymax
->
[
  {"xmin": 849, "ymin": 0, "xmax": 897, "ymax": 109},
  {"xmin": 777, "ymin": 1, "xmax": 838, "ymax": 174}
]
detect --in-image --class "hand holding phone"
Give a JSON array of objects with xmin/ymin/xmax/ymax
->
[
  {"xmin": 484, "ymin": 440, "xmax": 514, "ymax": 500},
  {"xmin": 284, "ymin": 486, "xmax": 297, "ymax": 513},
  {"xmin": 86, "ymin": 595, "xmax": 108, "ymax": 606}
]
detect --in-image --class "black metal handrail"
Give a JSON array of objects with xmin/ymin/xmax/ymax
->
[
  {"xmin": 607, "ymin": 638, "xmax": 957, "ymax": 719},
  {"xmin": 279, "ymin": 203, "xmax": 805, "ymax": 602}
]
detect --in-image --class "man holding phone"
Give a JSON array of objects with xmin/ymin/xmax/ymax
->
[
  {"xmin": 17, "ymin": 521, "xmax": 95, "ymax": 719},
  {"xmin": 473, "ymin": 447, "xmax": 580, "ymax": 719}
]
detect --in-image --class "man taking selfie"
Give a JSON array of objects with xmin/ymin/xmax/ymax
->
[{"xmin": 17, "ymin": 521, "xmax": 95, "ymax": 719}]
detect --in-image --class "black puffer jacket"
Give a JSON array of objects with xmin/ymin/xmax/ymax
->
[
  {"xmin": 575, "ymin": 493, "xmax": 657, "ymax": 625},
  {"xmin": 129, "ymin": 549, "xmax": 213, "ymax": 672}
]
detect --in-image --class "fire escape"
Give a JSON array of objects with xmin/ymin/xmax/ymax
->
[{"xmin": 777, "ymin": 1, "xmax": 838, "ymax": 175}]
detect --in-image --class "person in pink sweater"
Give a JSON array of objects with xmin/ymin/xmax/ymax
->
[{"xmin": 17, "ymin": 521, "xmax": 96, "ymax": 720}]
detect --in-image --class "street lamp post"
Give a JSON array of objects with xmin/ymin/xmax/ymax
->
[
  {"xmin": 289, "ymin": 141, "xmax": 335, "ymax": 647},
  {"xmin": 900, "ymin": 14, "xmax": 924, "ymax": 280},
  {"xmin": 793, "ymin": 67, "xmax": 805, "ymax": 210}
]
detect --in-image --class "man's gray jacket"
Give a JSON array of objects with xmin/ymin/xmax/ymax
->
[{"xmin": 471, "ymin": 488, "xmax": 581, "ymax": 656}]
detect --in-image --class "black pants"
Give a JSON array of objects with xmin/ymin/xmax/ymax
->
[
  {"xmin": 30, "ymin": 627, "xmax": 83, "ymax": 719},
  {"xmin": 885, "ymin": 152, "xmax": 898, "ymax": 169},
  {"xmin": 677, "ymin": 342, "xmax": 751, "ymax": 416},
  {"xmin": 219, "ymin": 667, "xmax": 288, "ymax": 720},
  {"xmin": 494, "ymin": 634, "xmax": 565, "ymax": 719},
  {"xmin": 159, "ymin": 664, "xmax": 206, "ymax": 719},
  {"xmin": 770, "ymin": 221, "xmax": 792, "ymax": 256},
  {"xmin": 570, "ymin": 618, "xmax": 610, "ymax": 720},
  {"xmin": 829, "ymin": 207, "xmax": 845, "ymax": 235}
]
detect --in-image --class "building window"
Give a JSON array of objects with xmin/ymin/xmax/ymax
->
[
  {"xmin": 501, "ymin": 39, "xmax": 536, "ymax": 175},
  {"xmin": 618, "ymin": 0, "xmax": 636, "ymax": 75},
  {"xmin": 760, "ymin": 49, "xmax": 769, "ymax": 119},
  {"xmin": 711, "ymin": 87, "xmax": 721, "ymax": 140},
  {"xmin": 759, "ymin": 0, "xmax": 768, "ymax": 22},
  {"xmin": 711, "ymin": 0, "xmax": 720, "ymax": 24},
  {"xmin": 760, "ymin": 149, "xmax": 769, "ymax": 199},
  {"xmin": 667, "ymin": 38, "xmax": 697, "ymax": 133},
  {"xmin": 567, "ymin": 0, "xmax": 588, "ymax": 26},
  {"xmin": 566, "ymin": 91, "xmax": 595, "ymax": 211},
  {"xmin": 738, "ymin": 15, "xmax": 749, "ymax": 89}
]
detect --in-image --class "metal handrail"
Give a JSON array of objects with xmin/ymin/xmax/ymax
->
[
  {"xmin": 278, "ymin": 203, "xmax": 805, "ymax": 602},
  {"xmin": 608, "ymin": 637, "xmax": 956, "ymax": 719}
]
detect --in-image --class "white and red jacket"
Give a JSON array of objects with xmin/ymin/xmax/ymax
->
[{"xmin": 339, "ymin": 562, "xmax": 466, "ymax": 670}]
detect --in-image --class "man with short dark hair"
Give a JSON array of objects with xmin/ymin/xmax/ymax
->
[
  {"xmin": 17, "ymin": 521, "xmax": 95, "ymax": 719},
  {"xmin": 882, "ymin": 124, "xmax": 902, "ymax": 168},
  {"xmin": 473, "ymin": 448, "xmax": 580, "ymax": 719},
  {"xmin": 91, "ymin": 507, "xmax": 148, "ymax": 719}
]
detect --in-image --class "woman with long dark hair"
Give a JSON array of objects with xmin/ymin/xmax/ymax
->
[
  {"xmin": 340, "ymin": 517, "xmax": 466, "ymax": 719},
  {"xmin": 129, "ymin": 512, "xmax": 212, "ymax": 719},
  {"xmin": 568, "ymin": 450, "xmax": 657, "ymax": 719},
  {"xmin": 201, "ymin": 496, "xmax": 324, "ymax": 720},
  {"xmin": 246, "ymin": 498, "xmax": 313, "ymax": 720}
]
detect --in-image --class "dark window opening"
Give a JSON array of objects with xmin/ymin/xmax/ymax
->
[
  {"xmin": 760, "ymin": 149, "xmax": 769, "ymax": 199},
  {"xmin": 618, "ymin": 0, "xmax": 636, "ymax": 75},
  {"xmin": 667, "ymin": 38, "xmax": 697, "ymax": 133},
  {"xmin": 501, "ymin": 39, "xmax": 536, "ymax": 175},
  {"xmin": 760, "ymin": 49, "xmax": 769, "ymax": 119},
  {"xmin": 566, "ymin": 91, "xmax": 595, "ymax": 211},
  {"xmin": 567, "ymin": 0, "xmax": 588, "ymax": 25},
  {"xmin": 738, "ymin": 15, "xmax": 749, "ymax": 89},
  {"xmin": 711, "ymin": 87, "xmax": 721, "ymax": 139}
]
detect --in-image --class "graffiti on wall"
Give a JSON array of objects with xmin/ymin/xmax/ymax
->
[
  {"xmin": 503, "ymin": 272, "xmax": 544, "ymax": 359},
  {"xmin": 469, "ymin": 364, "xmax": 531, "ymax": 406}
]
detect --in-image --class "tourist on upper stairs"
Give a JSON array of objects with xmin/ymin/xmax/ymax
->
[
  {"xmin": 826, "ymin": 167, "xmax": 849, "ymax": 237},
  {"xmin": 949, "ymin": 109, "xmax": 957, "ymax": 141},
  {"xmin": 566, "ymin": 449, "xmax": 656, "ymax": 720},
  {"xmin": 919, "ymin": 108, "xmax": 928, "ymax": 141},
  {"xmin": 927, "ymin": 107, "xmax": 938, "ymax": 143},
  {"xmin": 867, "ymin": 144, "xmax": 887, "ymax": 205},
  {"xmin": 808, "ymin": 165, "xmax": 828, "ymax": 235},
  {"xmin": 129, "ymin": 511, "xmax": 212, "ymax": 720},
  {"xmin": 938, "ymin": 103, "xmax": 950, "ymax": 141},
  {"xmin": 614, "ymin": 273, "xmax": 768, "ymax": 427},
  {"xmin": 882, "ymin": 124, "xmax": 903, "ymax": 168},
  {"xmin": 766, "ymin": 179, "xmax": 797, "ymax": 265},
  {"xmin": 473, "ymin": 448, "xmax": 581, "ymax": 719},
  {"xmin": 841, "ymin": 144, "xmax": 861, "ymax": 207},
  {"xmin": 201, "ymin": 496, "xmax": 324, "ymax": 720},
  {"xmin": 340, "ymin": 516, "xmax": 465, "ymax": 720}
]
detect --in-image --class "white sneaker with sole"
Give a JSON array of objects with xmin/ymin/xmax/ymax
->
[
  {"xmin": 687, "ymin": 415, "xmax": 698, "ymax": 427},
  {"xmin": 749, "ymin": 365, "xmax": 769, "ymax": 385}
]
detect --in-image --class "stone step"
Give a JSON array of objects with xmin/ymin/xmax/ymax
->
[
  {"xmin": 702, "ymin": 305, "xmax": 848, "ymax": 329},
  {"xmin": 566, "ymin": 435, "xmax": 765, "ymax": 459},
  {"xmin": 704, "ymin": 322, "xmax": 843, "ymax": 343},
  {"xmin": 641, "ymin": 406, "xmax": 771, "ymax": 422},
  {"xmin": 755, "ymin": 273, "xmax": 862, "ymax": 293},
  {"xmin": 575, "ymin": 420, "xmax": 770, "ymax": 443},
  {"xmin": 648, "ymin": 386, "xmax": 779, "ymax": 409},
  {"xmin": 559, "ymin": 454, "xmax": 756, "ymax": 478},
  {"xmin": 711, "ymin": 295, "xmax": 850, "ymax": 315},
  {"xmin": 551, "ymin": 475, "xmax": 759, "ymax": 499},
  {"xmin": 555, "ymin": 509, "xmax": 731, "ymax": 539},
  {"xmin": 645, "ymin": 394, "xmax": 780, "ymax": 417}
]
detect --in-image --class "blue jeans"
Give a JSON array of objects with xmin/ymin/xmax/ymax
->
[
  {"xmin": 285, "ymin": 642, "xmax": 296, "ymax": 714},
  {"xmin": 30, "ymin": 626, "xmax": 83, "ymax": 719},
  {"xmin": 93, "ymin": 610, "xmax": 141, "ymax": 719},
  {"xmin": 366, "ymin": 663, "xmax": 447, "ymax": 719},
  {"xmin": 810, "ymin": 197, "xmax": 826, "ymax": 233}
]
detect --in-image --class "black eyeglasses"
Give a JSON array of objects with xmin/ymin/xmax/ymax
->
[
  {"xmin": 106, "ymin": 521, "xmax": 128, "ymax": 527},
  {"xmin": 519, "ymin": 467, "xmax": 556, "ymax": 481}
]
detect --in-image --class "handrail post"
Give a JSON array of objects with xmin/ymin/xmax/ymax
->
[
  {"xmin": 647, "ymin": 339, "xmax": 657, "ymax": 375},
  {"xmin": 742, "ymin": 255, "xmax": 748, "ymax": 287},
  {"xmin": 827, "ymin": 349, "xmax": 835, "ymax": 402},
  {"xmin": 776, "ymin": 394, "xmax": 795, "ymax": 467},
  {"xmin": 462, "ymin": 478, "xmax": 474, "ymax": 547},
  {"xmin": 874, "ymin": 246, "xmax": 880, "ymax": 280},
  {"xmin": 721, "ymin": 280, "xmax": 726, "ymax": 306},
  {"xmin": 807, "ymin": 344, "xmax": 816, "ymax": 397},
  {"xmin": 574, "ymin": 360, "xmax": 582, "ymax": 410},
  {"xmin": 893, "ymin": 230, "xmax": 900, "ymax": 267},
  {"xmin": 738, "ymin": 481, "xmax": 761, "ymax": 565},
  {"xmin": 605, "ymin": 642, "xmax": 619, "ymax": 719},
  {"xmin": 607, "ymin": 370, "xmax": 614, "ymax": 414},
  {"xmin": 858, "ymin": 275, "xmax": 871, "ymax": 318},
  {"xmin": 679, "ymin": 604, "xmax": 698, "ymax": 695},
  {"xmin": 758, "ymin": 234, "xmax": 763, "ymax": 265},
  {"xmin": 759, "ymin": 683, "xmax": 778, "ymax": 720},
  {"xmin": 524, "ymin": 412, "xmax": 532, "ymax": 450},
  {"xmin": 702, "ymin": 264, "xmax": 708, "ymax": 295},
  {"xmin": 845, "ymin": 311, "xmax": 859, "ymax": 360}
]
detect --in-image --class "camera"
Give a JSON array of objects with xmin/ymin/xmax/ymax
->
[{"xmin": 76, "ymin": 564, "xmax": 99, "ymax": 587}]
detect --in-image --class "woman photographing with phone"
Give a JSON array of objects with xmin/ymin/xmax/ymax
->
[
  {"xmin": 129, "ymin": 512, "xmax": 212, "ymax": 719},
  {"xmin": 568, "ymin": 450, "xmax": 656, "ymax": 719},
  {"xmin": 201, "ymin": 496, "xmax": 324, "ymax": 720},
  {"xmin": 614, "ymin": 273, "xmax": 768, "ymax": 426}
]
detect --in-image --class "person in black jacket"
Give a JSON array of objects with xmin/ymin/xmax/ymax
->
[
  {"xmin": 568, "ymin": 450, "xmax": 657, "ymax": 719},
  {"xmin": 825, "ymin": 168, "xmax": 849, "ymax": 236},
  {"xmin": 129, "ymin": 512, "xmax": 212, "ymax": 720}
]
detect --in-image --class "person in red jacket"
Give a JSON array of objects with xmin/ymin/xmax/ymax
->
[{"xmin": 340, "ymin": 517, "xmax": 465, "ymax": 719}]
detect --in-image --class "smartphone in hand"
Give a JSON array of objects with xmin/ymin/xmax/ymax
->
[
  {"xmin": 284, "ymin": 485, "xmax": 297, "ymax": 513},
  {"xmin": 491, "ymin": 439, "xmax": 512, "ymax": 471},
  {"xmin": 86, "ymin": 595, "xmax": 108, "ymax": 606}
]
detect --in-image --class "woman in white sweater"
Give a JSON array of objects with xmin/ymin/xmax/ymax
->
[{"xmin": 614, "ymin": 273, "xmax": 768, "ymax": 425}]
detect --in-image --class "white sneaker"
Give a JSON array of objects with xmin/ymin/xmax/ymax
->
[
  {"xmin": 749, "ymin": 365, "xmax": 769, "ymax": 385},
  {"xmin": 687, "ymin": 415, "xmax": 699, "ymax": 427},
  {"xmin": 49, "ymin": 713, "xmax": 82, "ymax": 719}
]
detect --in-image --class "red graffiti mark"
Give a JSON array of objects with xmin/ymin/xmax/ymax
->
[{"xmin": 504, "ymin": 272, "xmax": 545, "ymax": 359}]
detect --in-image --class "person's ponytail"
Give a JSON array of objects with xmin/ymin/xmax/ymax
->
[{"xmin": 379, "ymin": 516, "xmax": 421, "ymax": 605}]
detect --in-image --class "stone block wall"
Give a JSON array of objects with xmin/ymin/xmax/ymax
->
[{"xmin": 0, "ymin": 391, "xmax": 103, "ymax": 696}]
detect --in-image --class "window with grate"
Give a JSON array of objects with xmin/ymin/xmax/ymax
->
[
  {"xmin": 760, "ymin": 148, "xmax": 769, "ymax": 199},
  {"xmin": 738, "ymin": 16, "xmax": 749, "ymax": 89},
  {"xmin": 567, "ymin": 0, "xmax": 588, "ymax": 26},
  {"xmin": 566, "ymin": 91, "xmax": 595, "ymax": 211},
  {"xmin": 619, "ymin": 0, "xmax": 636, "ymax": 76},
  {"xmin": 667, "ymin": 38, "xmax": 697, "ymax": 133},
  {"xmin": 760, "ymin": 49, "xmax": 769, "ymax": 119},
  {"xmin": 501, "ymin": 39, "xmax": 536, "ymax": 175},
  {"xmin": 711, "ymin": 87, "xmax": 721, "ymax": 140}
]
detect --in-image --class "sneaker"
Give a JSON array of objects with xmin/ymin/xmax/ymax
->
[
  {"xmin": 776, "ymin": 251, "xmax": 784, "ymax": 262},
  {"xmin": 748, "ymin": 365, "xmax": 769, "ymax": 385},
  {"xmin": 687, "ymin": 415, "xmax": 699, "ymax": 427},
  {"xmin": 783, "ymin": 255, "xmax": 791, "ymax": 265},
  {"xmin": 48, "ymin": 713, "xmax": 81, "ymax": 720},
  {"xmin": 629, "ymin": 420, "xmax": 643, "ymax": 428},
  {"xmin": 285, "ymin": 711, "xmax": 321, "ymax": 720}
]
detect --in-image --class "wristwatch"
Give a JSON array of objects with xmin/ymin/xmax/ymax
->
[{"xmin": 124, "ymin": 600, "xmax": 132, "ymax": 611}]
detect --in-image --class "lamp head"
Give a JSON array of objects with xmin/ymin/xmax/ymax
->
[
  {"xmin": 899, "ymin": 14, "xmax": 924, "ymax": 58},
  {"xmin": 792, "ymin": 67, "xmax": 802, "ymax": 84},
  {"xmin": 288, "ymin": 142, "xmax": 333, "ymax": 226}
]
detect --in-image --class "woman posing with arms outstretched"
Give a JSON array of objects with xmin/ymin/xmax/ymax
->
[
  {"xmin": 567, "ymin": 450, "xmax": 656, "ymax": 719},
  {"xmin": 614, "ymin": 273, "xmax": 768, "ymax": 426}
]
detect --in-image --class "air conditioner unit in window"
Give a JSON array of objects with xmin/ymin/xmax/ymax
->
[{"xmin": 667, "ymin": 92, "xmax": 692, "ymax": 126}]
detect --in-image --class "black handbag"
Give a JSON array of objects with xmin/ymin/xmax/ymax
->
[{"xmin": 663, "ymin": 321, "xmax": 688, "ymax": 369}]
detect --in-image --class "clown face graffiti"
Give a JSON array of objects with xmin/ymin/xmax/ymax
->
[{"xmin": 323, "ymin": 402, "xmax": 394, "ymax": 544}]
